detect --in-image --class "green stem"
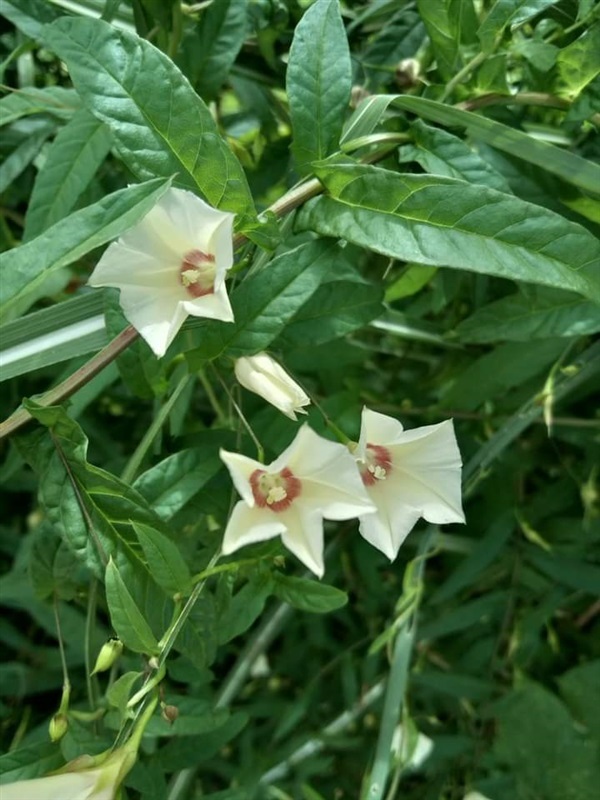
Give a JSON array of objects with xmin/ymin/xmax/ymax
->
[
  {"xmin": 440, "ymin": 51, "xmax": 487, "ymax": 102},
  {"xmin": 120, "ymin": 373, "xmax": 191, "ymax": 484},
  {"xmin": 211, "ymin": 364, "xmax": 264, "ymax": 462},
  {"xmin": 198, "ymin": 369, "xmax": 227, "ymax": 424},
  {"xmin": 84, "ymin": 580, "xmax": 99, "ymax": 713}
]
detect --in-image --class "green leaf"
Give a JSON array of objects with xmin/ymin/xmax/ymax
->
[
  {"xmin": 24, "ymin": 109, "xmax": 113, "ymax": 241},
  {"xmin": 385, "ymin": 265, "xmax": 437, "ymax": 301},
  {"xmin": 287, "ymin": 0, "xmax": 351, "ymax": 174},
  {"xmin": 15, "ymin": 402, "xmax": 170, "ymax": 580},
  {"xmin": 341, "ymin": 95, "xmax": 397, "ymax": 145},
  {"xmin": 217, "ymin": 574, "xmax": 274, "ymax": 644},
  {"xmin": 105, "ymin": 559, "xmax": 159, "ymax": 654},
  {"xmin": 29, "ymin": 522, "xmax": 81, "ymax": 601},
  {"xmin": 390, "ymin": 95, "xmax": 600, "ymax": 196},
  {"xmin": 276, "ymin": 273, "xmax": 384, "ymax": 347},
  {"xmin": 133, "ymin": 432, "xmax": 234, "ymax": 520},
  {"xmin": 528, "ymin": 550, "xmax": 600, "ymax": 595},
  {"xmin": 557, "ymin": 23, "xmax": 600, "ymax": 97},
  {"xmin": 298, "ymin": 162, "xmax": 600, "ymax": 303},
  {"xmin": 416, "ymin": 0, "xmax": 463, "ymax": 79},
  {"xmin": 180, "ymin": 239, "xmax": 339, "ymax": 362},
  {"xmin": 442, "ymin": 338, "xmax": 566, "ymax": 411},
  {"xmin": 493, "ymin": 681, "xmax": 600, "ymax": 800},
  {"xmin": 0, "ymin": 87, "xmax": 79, "ymax": 127},
  {"xmin": 106, "ymin": 671, "xmax": 143, "ymax": 718},
  {"xmin": 181, "ymin": 0, "xmax": 248, "ymax": 99},
  {"xmin": 0, "ymin": 177, "xmax": 171, "ymax": 322},
  {"xmin": 0, "ymin": 124, "xmax": 54, "ymax": 195},
  {"xmin": 558, "ymin": 661, "xmax": 600, "ymax": 743},
  {"xmin": 44, "ymin": 17, "xmax": 254, "ymax": 215},
  {"xmin": 478, "ymin": 0, "xmax": 560, "ymax": 52},
  {"xmin": 455, "ymin": 287, "xmax": 600, "ymax": 343},
  {"xmin": 400, "ymin": 119, "xmax": 513, "ymax": 193},
  {"xmin": 272, "ymin": 574, "xmax": 348, "ymax": 614},
  {"xmin": 1, "ymin": 0, "xmax": 63, "ymax": 40},
  {"xmin": 0, "ymin": 742, "xmax": 64, "ymax": 784},
  {"xmin": 133, "ymin": 521, "xmax": 193, "ymax": 597}
]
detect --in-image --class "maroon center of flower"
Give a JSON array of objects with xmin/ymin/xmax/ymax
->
[
  {"xmin": 359, "ymin": 444, "xmax": 393, "ymax": 487},
  {"xmin": 179, "ymin": 249, "xmax": 216, "ymax": 298},
  {"xmin": 249, "ymin": 467, "xmax": 302, "ymax": 513}
]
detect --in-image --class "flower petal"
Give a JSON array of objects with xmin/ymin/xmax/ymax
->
[
  {"xmin": 387, "ymin": 419, "xmax": 464, "ymax": 524},
  {"xmin": 358, "ymin": 407, "xmax": 405, "ymax": 455},
  {"xmin": 89, "ymin": 241, "xmax": 181, "ymax": 291},
  {"xmin": 117, "ymin": 287, "xmax": 187, "ymax": 357},
  {"xmin": 279, "ymin": 505, "xmax": 325, "ymax": 577},
  {"xmin": 358, "ymin": 483, "xmax": 422, "ymax": 560},
  {"xmin": 158, "ymin": 187, "xmax": 234, "ymax": 256},
  {"xmin": 182, "ymin": 282, "xmax": 234, "ymax": 322},
  {"xmin": 222, "ymin": 501, "xmax": 286, "ymax": 554},
  {"xmin": 0, "ymin": 770, "xmax": 105, "ymax": 800},
  {"xmin": 219, "ymin": 449, "xmax": 263, "ymax": 507}
]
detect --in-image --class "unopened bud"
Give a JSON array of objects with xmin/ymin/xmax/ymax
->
[
  {"xmin": 234, "ymin": 353, "xmax": 310, "ymax": 420},
  {"xmin": 91, "ymin": 637, "xmax": 123, "ymax": 675},
  {"xmin": 395, "ymin": 58, "xmax": 420, "ymax": 89},
  {"xmin": 49, "ymin": 712, "xmax": 69, "ymax": 742},
  {"xmin": 161, "ymin": 704, "xmax": 179, "ymax": 724}
]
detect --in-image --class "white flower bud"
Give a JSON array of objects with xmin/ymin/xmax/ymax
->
[{"xmin": 234, "ymin": 353, "xmax": 310, "ymax": 420}]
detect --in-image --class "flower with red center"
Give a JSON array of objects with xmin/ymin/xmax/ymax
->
[
  {"xmin": 88, "ymin": 187, "xmax": 235, "ymax": 357},
  {"xmin": 354, "ymin": 407, "xmax": 465, "ymax": 560},
  {"xmin": 220, "ymin": 425, "xmax": 376, "ymax": 577}
]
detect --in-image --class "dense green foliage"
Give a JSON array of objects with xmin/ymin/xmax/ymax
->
[{"xmin": 0, "ymin": 1, "xmax": 599, "ymax": 799}]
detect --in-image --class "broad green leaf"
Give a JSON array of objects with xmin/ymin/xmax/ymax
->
[
  {"xmin": 133, "ymin": 432, "xmax": 234, "ymax": 520},
  {"xmin": 0, "ymin": 124, "xmax": 53, "ymax": 194},
  {"xmin": 24, "ymin": 108, "xmax": 113, "ymax": 241},
  {"xmin": 455, "ymin": 287, "xmax": 600, "ymax": 343},
  {"xmin": 400, "ymin": 119, "xmax": 513, "ymax": 193},
  {"xmin": 385, "ymin": 265, "xmax": 437, "ymax": 301},
  {"xmin": 478, "ymin": 0, "xmax": 560, "ymax": 52},
  {"xmin": 298, "ymin": 162, "xmax": 600, "ymax": 303},
  {"xmin": 287, "ymin": 0, "xmax": 351, "ymax": 174},
  {"xmin": 494, "ymin": 682, "xmax": 600, "ymax": 800},
  {"xmin": 416, "ymin": 0, "xmax": 463, "ymax": 79},
  {"xmin": 557, "ymin": 23, "xmax": 600, "ymax": 97},
  {"xmin": 390, "ymin": 95, "xmax": 600, "ymax": 196},
  {"xmin": 442, "ymin": 338, "xmax": 566, "ymax": 411},
  {"xmin": 105, "ymin": 559, "xmax": 159, "ymax": 655},
  {"xmin": 1, "ymin": 0, "xmax": 63, "ymax": 40},
  {"xmin": 275, "ymin": 274, "xmax": 384, "ymax": 347},
  {"xmin": 217, "ymin": 574, "xmax": 274, "ymax": 644},
  {"xmin": 15, "ymin": 402, "xmax": 170, "ymax": 581},
  {"xmin": 180, "ymin": 239, "xmax": 339, "ymax": 361},
  {"xmin": 0, "ymin": 177, "xmax": 171, "ymax": 322},
  {"xmin": 558, "ymin": 661, "xmax": 600, "ymax": 742},
  {"xmin": 0, "ymin": 87, "xmax": 79, "ymax": 127},
  {"xmin": 272, "ymin": 574, "xmax": 348, "ymax": 614},
  {"xmin": 181, "ymin": 0, "xmax": 248, "ymax": 99},
  {"xmin": 44, "ymin": 17, "xmax": 254, "ymax": 215},
  {"xmin": 29, "ymin": 522, "xmax": 81, "ymax": 601},
  {"xmin": 133, "ymin": 521, "xmax": 193, "ymax": 597}
]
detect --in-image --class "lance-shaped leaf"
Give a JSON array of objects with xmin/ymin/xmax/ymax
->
[
  {"xmin": 105, "ymin": 559, "xmax": 160, "ymax": 655},
  {"xmin": 478, "ymin": 0, "xmax": 560, "ymax": 52},
  {"xmin": 45, "ymin": 16, "xmax": 254, "ymax": 215},
  {"xmin": 287, "ymin": 0, "xmax": 351, "ymax": 174},
  {"xmin": 0, "ymin": 178, "xmax": 171, "ymax": 322},
  {"xmin": 297, "ymin": 162, "xmax": 600, "ymax": 303},
  {"xmin": 24, "ymin": 108, "xmax": 113, "ymax": 241}
]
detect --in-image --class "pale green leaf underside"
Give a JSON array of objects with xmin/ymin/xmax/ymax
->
[
  {"xmin": 298, "ymin": 163, "xmax": 600, "ymax": 303},
  {"xmin": 44, "ymin": 17, "xmax": 254, "ymax": 215}
]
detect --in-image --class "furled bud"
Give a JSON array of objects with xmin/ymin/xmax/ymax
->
[
  {"xmin": 49, "ymin": 712, "xmax": 69, "ymax": 742},
  {"xmin": 234, "ymin": 353, "xmax": 310, "ymax": 420},
  {"xmin": 91, "ymin": 638, "xmax": 123, "ymax": 675}
]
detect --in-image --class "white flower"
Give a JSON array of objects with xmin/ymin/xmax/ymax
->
[
  {"xmin": 391, "ymin": 724, "xmax": 434, "ymax": 770},
  {"xmin": 89, "ymin": 187, "xmax": 235, "ymax": 357},
  {"xmin": 354, "ymin": 407, "xmax": 465, "ymax": 560},
  {"xmin": 220, "ymin": 425, "xmax": 376, "ymax": 577},
  {"xmin": 0, "ymin": 745, "xmax": 134, "ymax": 800},
  {"xmin": 234, "ymin": 353, "xmax": 310, "ymax": 420}
]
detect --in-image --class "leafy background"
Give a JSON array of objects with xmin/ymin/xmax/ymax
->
[{"xmin": 0, "ymin": 1, "xmax": 599, "ymax": 799}]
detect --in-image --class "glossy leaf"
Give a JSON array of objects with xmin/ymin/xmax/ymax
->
[
  {"xmin": 24, "ymin": 109, "xmax": 113, "ymax": 241},
  {"xmin": 400, "ymin": 119, "xmax": 513, "ymax": 193},
  {"xmin": 416, "ymin": 0, "xmax": 462, "ymax": 78},
  {"xmin": 298, "ymin": 162, "xmax": 600, "ymax": 302},
  {"xmin": 133, "ymin": 521, "xmax": 193, "ymax": 596},
  {"xmin": 272, "ymin": 574, "xmax": 348, "ymax": 614},
  {"xmin": 390, "ymin": 95, "xmax": 600, "ymax": 196},
  {"xmin": 105, "ymin": 559, "xmax": 159, "ymax": 655},
  {"xmin": 478, "ymin": 0, "xmax": 560, "ymax": 52},
  {"xmin": 0, "ymin": 177, "xmax": 171, "ymax": 322},
  {"xmin": 287, "ymin": 0, "xmax": 351, "ymax": 173},
  {"xmin": 45, "ymin": 17, "xmax": 254, "ymax": 215},
  {"xmin": 0, "ymin": 124, "xmax": 53, "ymax": 194},
  {"xmin": 455, "ymin": 287, "xmax": 600, "ymax": 343},
  {"xmin": 1, "ymin": 0, "xmax": 62, "ymax": 40}
]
